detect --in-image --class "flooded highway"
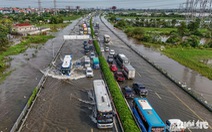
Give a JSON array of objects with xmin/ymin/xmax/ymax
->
[
  {"xmin": 95, "ymin": 16, "xmax": 212, "ymax": 131},
  {"xmin": 20, "ymin": 19, "xmax": 119, "ymax": 131},
  {"xmin": 100, "ymin": 17, "xmax": 212, "ymax": 106},
  {"xmin": 1, "ymin": 14, "xmax": 211, "ymax": 132},
  {"xmin": 0, "ymin": 19, "xmax": 81, "ymax": 131}
]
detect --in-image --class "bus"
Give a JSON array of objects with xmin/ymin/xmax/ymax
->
[
  {"xmin": 132, "ymin": 98, "xmax": 166, "ymax": 132},
  {"xmin": 93, "ymin": 80, "xmax": 114, "ymax": 129},
  {"xmin": 61, "ymin": 55, "xmax": 72, "ymax": 75}
]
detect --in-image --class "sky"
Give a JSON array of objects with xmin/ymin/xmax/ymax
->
[{"xmin": 0, "ymin": 0, "xmax": 187, "ymax": 9}]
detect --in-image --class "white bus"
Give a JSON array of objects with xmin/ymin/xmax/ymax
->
[
  {"xmin": 61, "ymin": 55, "xmax": 72, "ymax": 75},
  {"xmin": 93, "ymin": 80, "xmax": 114, "ymax": 129}
]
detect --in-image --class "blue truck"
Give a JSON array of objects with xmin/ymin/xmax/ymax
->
[{"xmin": 93, "ymin": 57, "xmax": 100, "ymax": 69}]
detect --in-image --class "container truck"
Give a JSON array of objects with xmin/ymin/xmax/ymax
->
[{"xmin": 122, "ymin": 64, "xmax": 135, "ymax": 79}]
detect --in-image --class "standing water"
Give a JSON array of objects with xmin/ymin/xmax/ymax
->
[{"xmin": 0, "ymin": 19, "xmax": 81, "ymax": 131}]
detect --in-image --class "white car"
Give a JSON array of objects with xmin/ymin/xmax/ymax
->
[
  {"xmin": 105, "ymin": 46, "xmax": 110, "ymax": 52},
  {"xmin": 100, "ymin": 46, "xmax": 104, "ymax": 52},
  {"xmin": 90, "ymin": 52, "xmax": 95, "ymax": 59},
  {"xmin": 166, "ymin": 119, "xmax": 185, "ymax": 132},
  {"xmin": 86, "ymin": 67, "xmax": 93, "ymax": 77},
  {"xmin": 109, "ymin": 49, "xmax": 115, "ymax": 55}
]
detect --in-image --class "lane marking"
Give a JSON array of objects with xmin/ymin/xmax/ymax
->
[
  {"xmin": 188, "ymin": 128, "xmax": 192, "ymax": 132},
  {"xmin": 113, "ymin": 117, "xmax": 118, "ymax": 132},
  {"xmin": 155, "ymin": 92, "xmax": 162, "ymax": 100},
  {"xmin": 137, "ymin": 72, "xmax": 142, "ymax": 77},
  {"xmin": 90, "ymin": 128, "xmax": 93, "ymax": 132},
  {"xmin": 168, "ymin": 89, "xmax": 212, "ymax": 129},
  {"xmin": 66, "ymin": 128, "xmax": 68, "ymax": 132}
]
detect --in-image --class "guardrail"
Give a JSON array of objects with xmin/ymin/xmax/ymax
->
[
  {"xmin": 10, "ymin": 18, "xmax": 83, "ymax": 132},
  {"xmin": 100, "ymin": 15, "xmax": 212, "ymax": 113}
]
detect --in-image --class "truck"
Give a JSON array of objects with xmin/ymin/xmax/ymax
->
[
  {"xmin": 93, "ymin": 57, "xmax": 100, "ymax": 69},
  {"xmin": 104, "ymin": 34, "xmax": 110, "ymax": 44},
  {"xmin": 122, "ymin": 63, "xmax": 135, "ymax": 79},
  {"xmin": 83, "ymin": 27, "xmax": 88, "ymax": 34}
]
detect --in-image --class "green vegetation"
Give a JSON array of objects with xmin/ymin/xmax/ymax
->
[
  {"xmin": 163, "ymin": 48, "xmax": 212, "ymax": 80},
  {"xmin": 114, "ymin": 15, "xmax": 186, "ymax": 20},
  {"xmin": 0, "ymin": 35, "xmax": 54, "ymax": 82},
  {"xmin": 0, "ymin": 70, "xmax": 13, "ymax": 83},
  {"xmin": 27, "ymin": 87, "xmax": 39, "ymax": 107},
  {"xmin": 62, "ymin": 15, "xmax": 82, "ymax": 21},
  {"xmin": 90, "ymin": 18, "xmax": 140, "ymax": 132},
  {"xmin": 107, "ymin": 13, "xmax": 212, "ymax": 79}
]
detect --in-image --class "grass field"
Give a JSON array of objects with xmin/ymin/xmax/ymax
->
[
  {"xmin": 62, "ymin": 15, "xmax": 82, "ymax": 21},
  {"xmin": 115, "ymin": 15, "xmax": 186, "ymax": 20},
  {"xmin": 163, "ymin": 48, "xmax": 212, "ymax": 80}
]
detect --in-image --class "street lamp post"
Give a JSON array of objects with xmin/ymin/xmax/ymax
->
[{"xmin": 52, "ymin": 38, "xmax": 55, "ymax": 58}]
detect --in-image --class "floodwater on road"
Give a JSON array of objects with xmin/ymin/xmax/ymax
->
[
  {"xmin": 101, "ymin": 17, "xmax": 212, "ymax": 106},
  {"xmin": 20, "ymin": 29, "xmax": 116, "ymax": 131},
  {"xmin": 0, "ymin": 19, "xmax": 81, "ymax": 131}
]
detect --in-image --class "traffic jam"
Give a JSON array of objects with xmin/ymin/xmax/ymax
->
[{"xmin": 61, "ymin": 16, "xmax": 189, "ymax": 132}]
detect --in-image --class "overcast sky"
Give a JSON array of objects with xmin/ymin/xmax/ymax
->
[{"xmin": 0, "ymin": 0, "xmax": 187, "ymax": 9}]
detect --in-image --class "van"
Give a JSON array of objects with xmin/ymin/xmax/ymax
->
[
  {"xmin": 84, "ymin": 56, "xmax": 90, "ymax": 67},
  {"xmin": 115, "ymin": 54, "xmax": 129, "ymax": 68},
  {"xmin": 104, "ymin": 34, "xmax": 110, "ymax": 43}
]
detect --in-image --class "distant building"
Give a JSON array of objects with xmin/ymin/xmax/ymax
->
[{"xmin": 12, "ymin": 23, "xmax": 50, "ymax": 36}]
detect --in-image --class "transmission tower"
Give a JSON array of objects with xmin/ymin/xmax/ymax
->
[
  {"xmin": 54, "ymin": 0, "xmax": 57, "ymax": 15},
  {"xmin": 38, "ymin": 0, "xmax": 42, "ymax": 11},
  {"xmin": 184, "ymin": 0, "xmax": 212, "ymax": 27}
]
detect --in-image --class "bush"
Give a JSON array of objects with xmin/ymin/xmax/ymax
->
[{"xmin": 27, "ymin": 87, "xmax": 38, "ymax": 107}]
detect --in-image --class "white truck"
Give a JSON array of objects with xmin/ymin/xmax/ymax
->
[
  {"xmin": 84, "ymin": 56, "xmax": 90, "ymax": 67},
  {"xmin": 122, "ymin": 64, "xmax": 135, "ymax": 79}
]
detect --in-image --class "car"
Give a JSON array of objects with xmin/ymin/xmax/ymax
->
[
  {"xmin": 79, "ymin": 30, "xmax": 84, "ymax": 35},
  {"xmin": 88, "ymin": 39, "xmax": 93, "ymax": 44},
  {"xmin": 89, "ymin": 45, "xmax": 94, "ymax": 51},
  {"xmin": 107, "ymin": 55, "xmax": 114, "ymax": 64},
  {"xmin": 114, "ymin": 71, "xmax": 125, "ymax": 82},
  {"xmin": 90, "ymin": 52, "xmax": 95, "ymax": 59},
  {"xmin": 83, "ymin": 41, "xmax": 87, "ymax": 45},
  {"xmin": 122, "ymin": 86, "xmax": 135, "ymax": 98},
  {"xmin": 75, "ymin": 61, "xmax": 83, "ymax": 69},
  {"xmin": 105, "ymin": 46, "xmax": 110, "ymax": 52},
  {"xmin": 110, "ymin": 64, "xmax": 118, "ymax": 72},
  {"xmin": 166, "ymin": 119, "xmax": 185, "ymax": 132},
  {"xmin": 100, "ymin": 46, "xmax": 104, "ymax": 52},
  {"xmin": 84, "ymin": 44, "xmax": 88, "ymax": 49},
  {"xmin": 109, "ymin": 49, "xmax": 115, "ymax": 55},
  {"xmin": 86, "ymin": 67, "xmax": 93, "ymax": 77},
  {"xmin": 132, "ymin": 82, "xmax": 148, "ymax": 96}
]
